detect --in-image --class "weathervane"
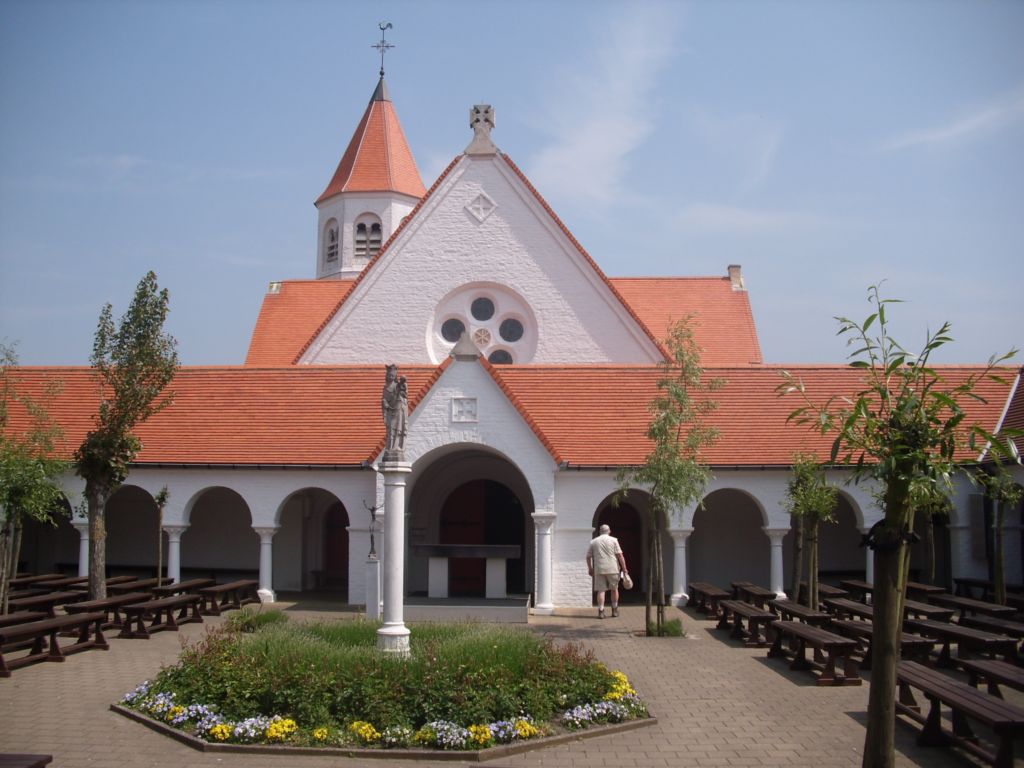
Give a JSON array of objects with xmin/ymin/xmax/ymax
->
[{"xmin": 373, "ymin": 22, "xmax": 394, "ymax": 77}]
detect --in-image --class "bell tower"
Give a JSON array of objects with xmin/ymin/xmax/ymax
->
[{"xmin": 315, "ymin": 30, "xmax": 425, "ymax": 279}]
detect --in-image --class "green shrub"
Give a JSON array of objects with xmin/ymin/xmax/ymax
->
[
  {"xmin": 226, "ymin": 607, "xmax": 289, "ymax": 633},
  {"xmin": 645, "ymin": 618, "xmax": 684, "ymax": 637}
]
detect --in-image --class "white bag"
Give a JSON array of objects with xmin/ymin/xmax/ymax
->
[{"xmin": 621, "ymin": 572, "xmax": 633, "ymax": 590}]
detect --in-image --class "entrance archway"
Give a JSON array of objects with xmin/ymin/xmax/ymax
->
[
  {"xmin": 408, "ymin": 447, "xmax": 534, "ymax": 600},
  {"xmin": 19, "ymin": 496, "xmax": 75, "ymax": 573},
  {"xmin": 691, "ymin": 489, "xmax": 768, "ymax": 588},
  {"xmin": 275, "ymin": 488, "xmax": 348, "ymax": 594},
  {"xmin": 592, "ymin": 490, "xmax": 658, "ymax": 601}
]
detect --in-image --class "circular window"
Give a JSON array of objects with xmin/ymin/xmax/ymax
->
[
  {"xmin": 499, "ymin": 318, "xmax": 524, "ymax": 342},
  {"xmin": 472, "ymin": 328, "xmax": 492, "ymax": 347},
  {"xmin": 441, "ymin": 318, "xmax": 466, "ymax": 343},
  {"xmin": 471, "ymin": 297, "xmax": 495, "ymax": 321},
  {"xmin": 488, "ymin": 349, "xmax": 513, "ymax": 365}
]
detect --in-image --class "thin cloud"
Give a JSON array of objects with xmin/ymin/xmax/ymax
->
[
  {"xmin": 527, "ymin": 4, "xmax": 679, "ymax": 206},
  {"xmin": 691, "ymin": 110, "xmax": 785, "ymax": 196},
  {"xmin": 882, "ymin": 88, "xmax": 1024, "ymax": 151},
  {"xmin": 673, "ymin": 203, "xmax": 832, "ymax": 235}
]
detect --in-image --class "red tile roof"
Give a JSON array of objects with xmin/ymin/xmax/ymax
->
[
  {"xmin": 316, "ymin": 81, "xmax": 426, "ymax": 203},
  {"xmin": 4, "ymin": 364, "xmax": 1014, "ymax": 469},
  {"xmin": 609, "ymin": 278, "xmax": 762, "ymax": 366},
  {"xmin": 245, "ymin": 280, "xmax": 354, "ymax": 366},
  {"xmin": 490, "ymin": 364, "xmax": 1015, "ymax": 467},
  {"xmin": 997, "ymin": 368, "xmax": 1024, "ymax": 457},
  {"xmin": 245, "ymin": 274, "xmax": 762, "ymax": 367}
]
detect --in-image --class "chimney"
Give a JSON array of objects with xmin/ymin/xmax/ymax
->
[{"xmin": 728, "ymin": 264, "xmax": 745, "ymax": 291}]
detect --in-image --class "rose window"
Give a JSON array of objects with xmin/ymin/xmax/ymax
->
[{"xmin": 431, "ymin": 284, "xmax": 536, "ymax": 364}]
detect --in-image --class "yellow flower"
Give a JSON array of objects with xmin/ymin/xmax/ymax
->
[
  {"xmin": 469, "ymin": 723, "xmax": 492, "ymax": 746},
  {"xmin": 349, "ymin": 720, "xmax": 381, "ymax": 743},
  {"xmin": 313, "ymin": 726, "xmax": 329, "ymax": 742},
  {"xmin": 514, "ymin": 719, "xmax": 538, "ymax": 739},
  {"xmin": 209, "ymin": 723, "xmax": 232, "ymax": 741},
  {"xmin": 166, "ymin": 706, "xmax": 185, "ymax": 722},
  {"xmin": 604, "ymin": 670, "xmax": 637, "ymax": 702},
  {"xmin": 265, "ymin": 718, "xmax": 298, "ymax": 742}
]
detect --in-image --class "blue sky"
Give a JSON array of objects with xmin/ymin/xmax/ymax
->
[{"xmin": 1, "ymin": 0, "xmax": 1022, "ymax": 366}]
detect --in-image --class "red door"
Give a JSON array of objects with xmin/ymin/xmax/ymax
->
[
  {"xmin": 598, "ymin": 504, "xmax": 642, "ymax": 589},
  {"xmin": 440, "ymin": 481, "xmax": 486, "ymax": 596}
]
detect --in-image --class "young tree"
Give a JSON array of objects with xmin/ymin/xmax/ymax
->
[
  {"xmin": 616, "ymin": 317, "xmax": 722, "ymax": 635},
  {"xmin": 910, "ymin": 486, "xmax": 952, "ymax": 586},
  {"xmin": 154, "ymin": 486, "xmax": 169, "ymax": 583},
  {"xmin": 75, "ymin": 272, "xmax": 179, "ymax": 600},
  {"xmin": 778, "ymin": 284, "xmax": 1018, "ymax": 768},
  {"xmin": 0, "ymin": 343, "xmax": 68, "ymax": 612},
  {"xmin": 784, "ymin": 454, "xmax": 838, "ymax": 610},
  {"xmin": 974, "ymin": 464, "xmax": 1023, "ymax": 606}
]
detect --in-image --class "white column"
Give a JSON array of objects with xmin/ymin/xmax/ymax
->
[
  {"xmin": 668, "ymin": 528, "xmax": 694, "ymax": 606},
  {"xmin": 365, "ymin": 556, "xmax": 382, "ymax": 620},
  {"xmin": 164, "ymin": 525, "xmax": 187, "ymax": 584},
  {"xmin": 764, "ymin": 527, "xmax": 789, "ymax": 598},
  {"xmin": 254, "ymin": 526, "xmax": 278, "ymax": 603},
  {"xmin": 72, "ymin": 522, "xmax": 90, "ymax": 577},
  {"xmin": 860, "ymin": 527, "xmax": 876, "ymax": 584},
  {"xmin": 532, "ymin": 512, "xmax": 555, "ymax": 615},
  {"xmin": 378, "ymin": 461, "xmax": 411, "ymax": 655}
]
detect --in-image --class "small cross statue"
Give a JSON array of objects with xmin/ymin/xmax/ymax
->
[
  {"xmin": 372, "ymin": 22, "xmax": 394, "ymax": 77},
  {"xmin": 465, "ymin": 104, "xmax": 497, "ymax": 155}
]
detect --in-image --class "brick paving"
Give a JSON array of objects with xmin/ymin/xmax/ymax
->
[{"xmin": 0, "ymin": 601, "xmax": 1004, "ymax": 767}]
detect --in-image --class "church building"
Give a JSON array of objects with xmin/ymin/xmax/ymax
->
[{"xmin": 9, "ymin": 74, "xmax": 1024, "ymax": 616}]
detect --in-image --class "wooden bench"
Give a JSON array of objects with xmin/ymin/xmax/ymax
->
[
  {"xmin": 904, "ymin": 598, "xmax": 955, "ymax": 622},
  {"xmin": 769, "ymin": 598, "xmax": 832, "ymax": 626},
  {"xmin": 905, "ymin": 581, "xmax": 946, "ymax": 598},
  {"xmin": 151, "ymin": 577, "xmax": 215, "ymax": 597},
  {"xmin": 797, "ymin": 581, "xmax": 848, "ymax": 605},
  {"xmin": 906, "ymin": 618, "xmax": 1021, "ymax": 667},
  {"xmin": 823, "ymin": 596, "xmax": 875, "ymax": 621},
  {"xmin": 896, "ymin": 659, "xmax": 1024, "ymax": 768},
  {"xmin": 731, "ymin": 581, "xmax": 775, "ymax": 609},
  {"xmin": 118, "ymin": 593, "xmax": 203, "ymax": 638},
  {"xmin": 829, "ymin": 618, "xmax": 934, "ymax": 669},
  {"xmin": 198, "ymin": 579, "xmax": 259, "ymax": 615},
  {"xmin": 839, "ymin": 578, "xmax": 874, "ymax": 603},
  {"xmin": 107, "ymin": 577, "xmax": 172, "ymax": 595},
  {"xmin": 767, "ymin": 620, "xmax": 861, "ymax": 686},
  {"xmin": 928, "ymin": 593, "xmax": 1018, "ymax": 620},
  {"xmin": 0, "ymin": 755, "xmax": 53, "ymax": 768},
  {"xmin": 6, "ymin": 590, "xmax": 85, "ymax": 618},
  {"xmin": 0, "ymin": 612, "xmax": 108, "ymax": 677},
  {"xmin": 959, "ymin": 658, "xmax": 1024, "ymax": 698},
  {"xmin": 7, "ymin": 574, "xmax": 61, "ymax": 589},
  {"xmin": 64, "ymin": 592, "xmax": 153, "ymax": 630},
  {"xmin": 958, "ymin": 614, "xmax": 1024, "ymax": 644},
  {"xmin": 687, "ymin": 581, "xmax": 730, "ymax": 617},
  {"xmin": 716, "ymin": 600, "xmax": 777, "ymax": 647}
]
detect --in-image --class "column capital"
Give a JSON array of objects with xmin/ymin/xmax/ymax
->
[
  {"xmin": 253, "ymin": 526, "xmax": 279, "ymax": 540},
  {"xmin": 668, "ymin": 528, "xmax": 694, "ymax": 541},
  {"xmin": 762, "ymin": 527, "xmax": 789, "ymax": 543},
  {"xmin": 72, "ymin": 521, "xmax": 90, "ymax": 534},
  {"xmin": 378, "ymin": 460, "xmax": 412, "ymax": 475},
  {"xmin": 162, "ymin": 525, "xmax": 188, "ymax": 537},
  {"xmin": 531, "ymin": 512, "xmax": 556, "ymax": 532}
]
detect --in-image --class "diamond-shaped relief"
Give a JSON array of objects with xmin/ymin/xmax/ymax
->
[{"xmin": 465, "ymin": 192, "xmax": 496, "ymax": 223}]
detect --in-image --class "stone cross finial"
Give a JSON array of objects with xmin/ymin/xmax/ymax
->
[{"xmin": 465, "ymin": 104, "xmax": 497, "ymax": 155}]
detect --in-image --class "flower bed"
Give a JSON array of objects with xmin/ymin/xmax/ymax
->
[{"xmin": 117, "ymin": 612, "xmax": 648, "ymax": 752}]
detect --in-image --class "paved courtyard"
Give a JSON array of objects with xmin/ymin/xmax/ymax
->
[{"xmin": 0, "ymin": 601, "xmax": 1003, "ymax": 767}]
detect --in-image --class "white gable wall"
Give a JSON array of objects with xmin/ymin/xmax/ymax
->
[{"xmin": 301, "ymin": 154, "xmax": 662, "ymax": 365}]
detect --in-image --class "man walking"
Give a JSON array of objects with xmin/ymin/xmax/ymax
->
[{"xmin": 586, "ymin": 524, "xmax": 628, "ymax": 619}]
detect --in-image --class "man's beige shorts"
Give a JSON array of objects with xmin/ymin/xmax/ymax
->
[{"xmin": 593, "ymin": 572, "xmax": 618, "ymax": 591}]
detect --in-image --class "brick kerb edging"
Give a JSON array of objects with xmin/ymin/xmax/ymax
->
[{"xmin": 110, "ymin": 704, "xmax": 657, "ymax": 762}]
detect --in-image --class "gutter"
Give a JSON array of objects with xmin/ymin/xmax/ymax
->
[{"xmin": 131, "ymin": 462, "xmax": 368, "ymax": 471}]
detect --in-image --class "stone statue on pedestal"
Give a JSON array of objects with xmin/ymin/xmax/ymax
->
[{"xmin": 382, "ymin": 364, "xmax": 408, "ymax": 461}]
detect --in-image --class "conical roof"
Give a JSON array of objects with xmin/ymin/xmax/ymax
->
[{"xmin": 316, "ymin": 77, "xmax": 426, "ymax": 204}]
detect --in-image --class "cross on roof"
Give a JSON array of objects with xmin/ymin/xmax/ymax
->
[{"xmin": 373, "ymin": 22, "xmax": 394, "ymax": 77}]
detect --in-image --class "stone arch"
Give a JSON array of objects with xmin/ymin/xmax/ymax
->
[
  {"xmin": 19, "ymin": 494, "xmax": 76, "ymax": 574},
  {"xmin": 407, "ymin": 444, "xmax": 535, "ymax": 598},
  {"xmin": 181, "ymin": 486, "xmax": 258, "ymax": 580},
  {"xmin": 273, "ymin": 487, "xmax": 348, "ymax": 594},
  {"xmin": 782, "ymin": 490, "xmax": 866, "ymax": 591},
  {"xmin": 591, "ymin": 489, "xmax": 669, "ymax": 600},
  {"xmin": 105, "ymin": 485, "xmax": 160, "ymax": 576},
  {"xmin": 690, "ymin": 488, "xmax": 770, "ymax": 589}
]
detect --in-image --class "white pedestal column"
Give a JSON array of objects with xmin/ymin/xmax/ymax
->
[
  {"xmin": 378, "ymin": 461, "xmax": 411, "ymax": 655},
  {"xmin": 365, "ymin": 557, "xmax": 382, "ymax": 620},
  {"xmin": 532, "ymin": 512, "xmax": 555, "ymax": 615},
  {"xmin": 254, "ymin": 526, "xmax": 278, "ymax": 603},
  {"xmin": 164, "ymin": 525, "xmax": 187, "ymax": 583},
  {"xmin": 668, "ymin": 528, "xmax": 694, "ymax": 606},
  {"xmin": 860, "ymin": 527, "xmax": 875, "ymax": 584},
  {"xmin": 764, "ymin": 527, "xmax": 789, "ymax": 598},
  {"xmin": 73, "ymin": 522, "xmax": 90, "ymax": 577}
]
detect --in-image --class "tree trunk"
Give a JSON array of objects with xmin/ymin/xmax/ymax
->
[
  {"xmin": 11, "ymin": 515, "xmax": 23, "ymax": 580},
  {"xmin": 645, "ymin": 518, "xmax": 653, "ymax": 635},
  {"xmin": 86, "ymin": 482, "xmax": 108, "ymax": 600},
  {"xmin": 0, "ymin": 514, "xmax": 12, "ymax": 614},
  {"xmin": 790, "ymin": 514, "xmax": 804, "ymax": 603},
  {"xmin": 923, "ymin": 515, "xmax": 935, "ymax": 585},
  {"xmin": 862, "ymin": 475, "xmax": 911, "ymax": 768},
  {"xmin": 156, "ymin": 508, "xmax": 163, "ymax": 581},
  {"xmin": 654, "ymin": 521, "xmax": 665, "ymax": 633},
  {"xmin": 993, "ymin": 502, "xmax": 1006, "ymax": 606},
  {"xmin": 808, "ymin": 519, "xmax": 819, "ymax": 611}
]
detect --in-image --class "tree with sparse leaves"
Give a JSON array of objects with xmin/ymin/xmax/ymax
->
[
  {"xmin": 909, "ymin": 485, "xmax": 952, "ymax": 587},
  {"xmin": 616, "ymin": 317, "xmax": 722, "ymax": 636},
  {"xmin": 75, "ymin": 272, "xmax": 178, "ymax": 600},
  {"xmin": 784, "ymin": 454, "xmax": 838, "ymax": 610},
  {"xmin": 974, "ymin": 463, "xmax": 1023, "ymax": 607},
  {"xmin": 0, "ymin": 342, "xmax": 68, "ymax": 612},
  {"xmin": 779, "ymin": 284, "xmax": 1019, "ymax": 768}
]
